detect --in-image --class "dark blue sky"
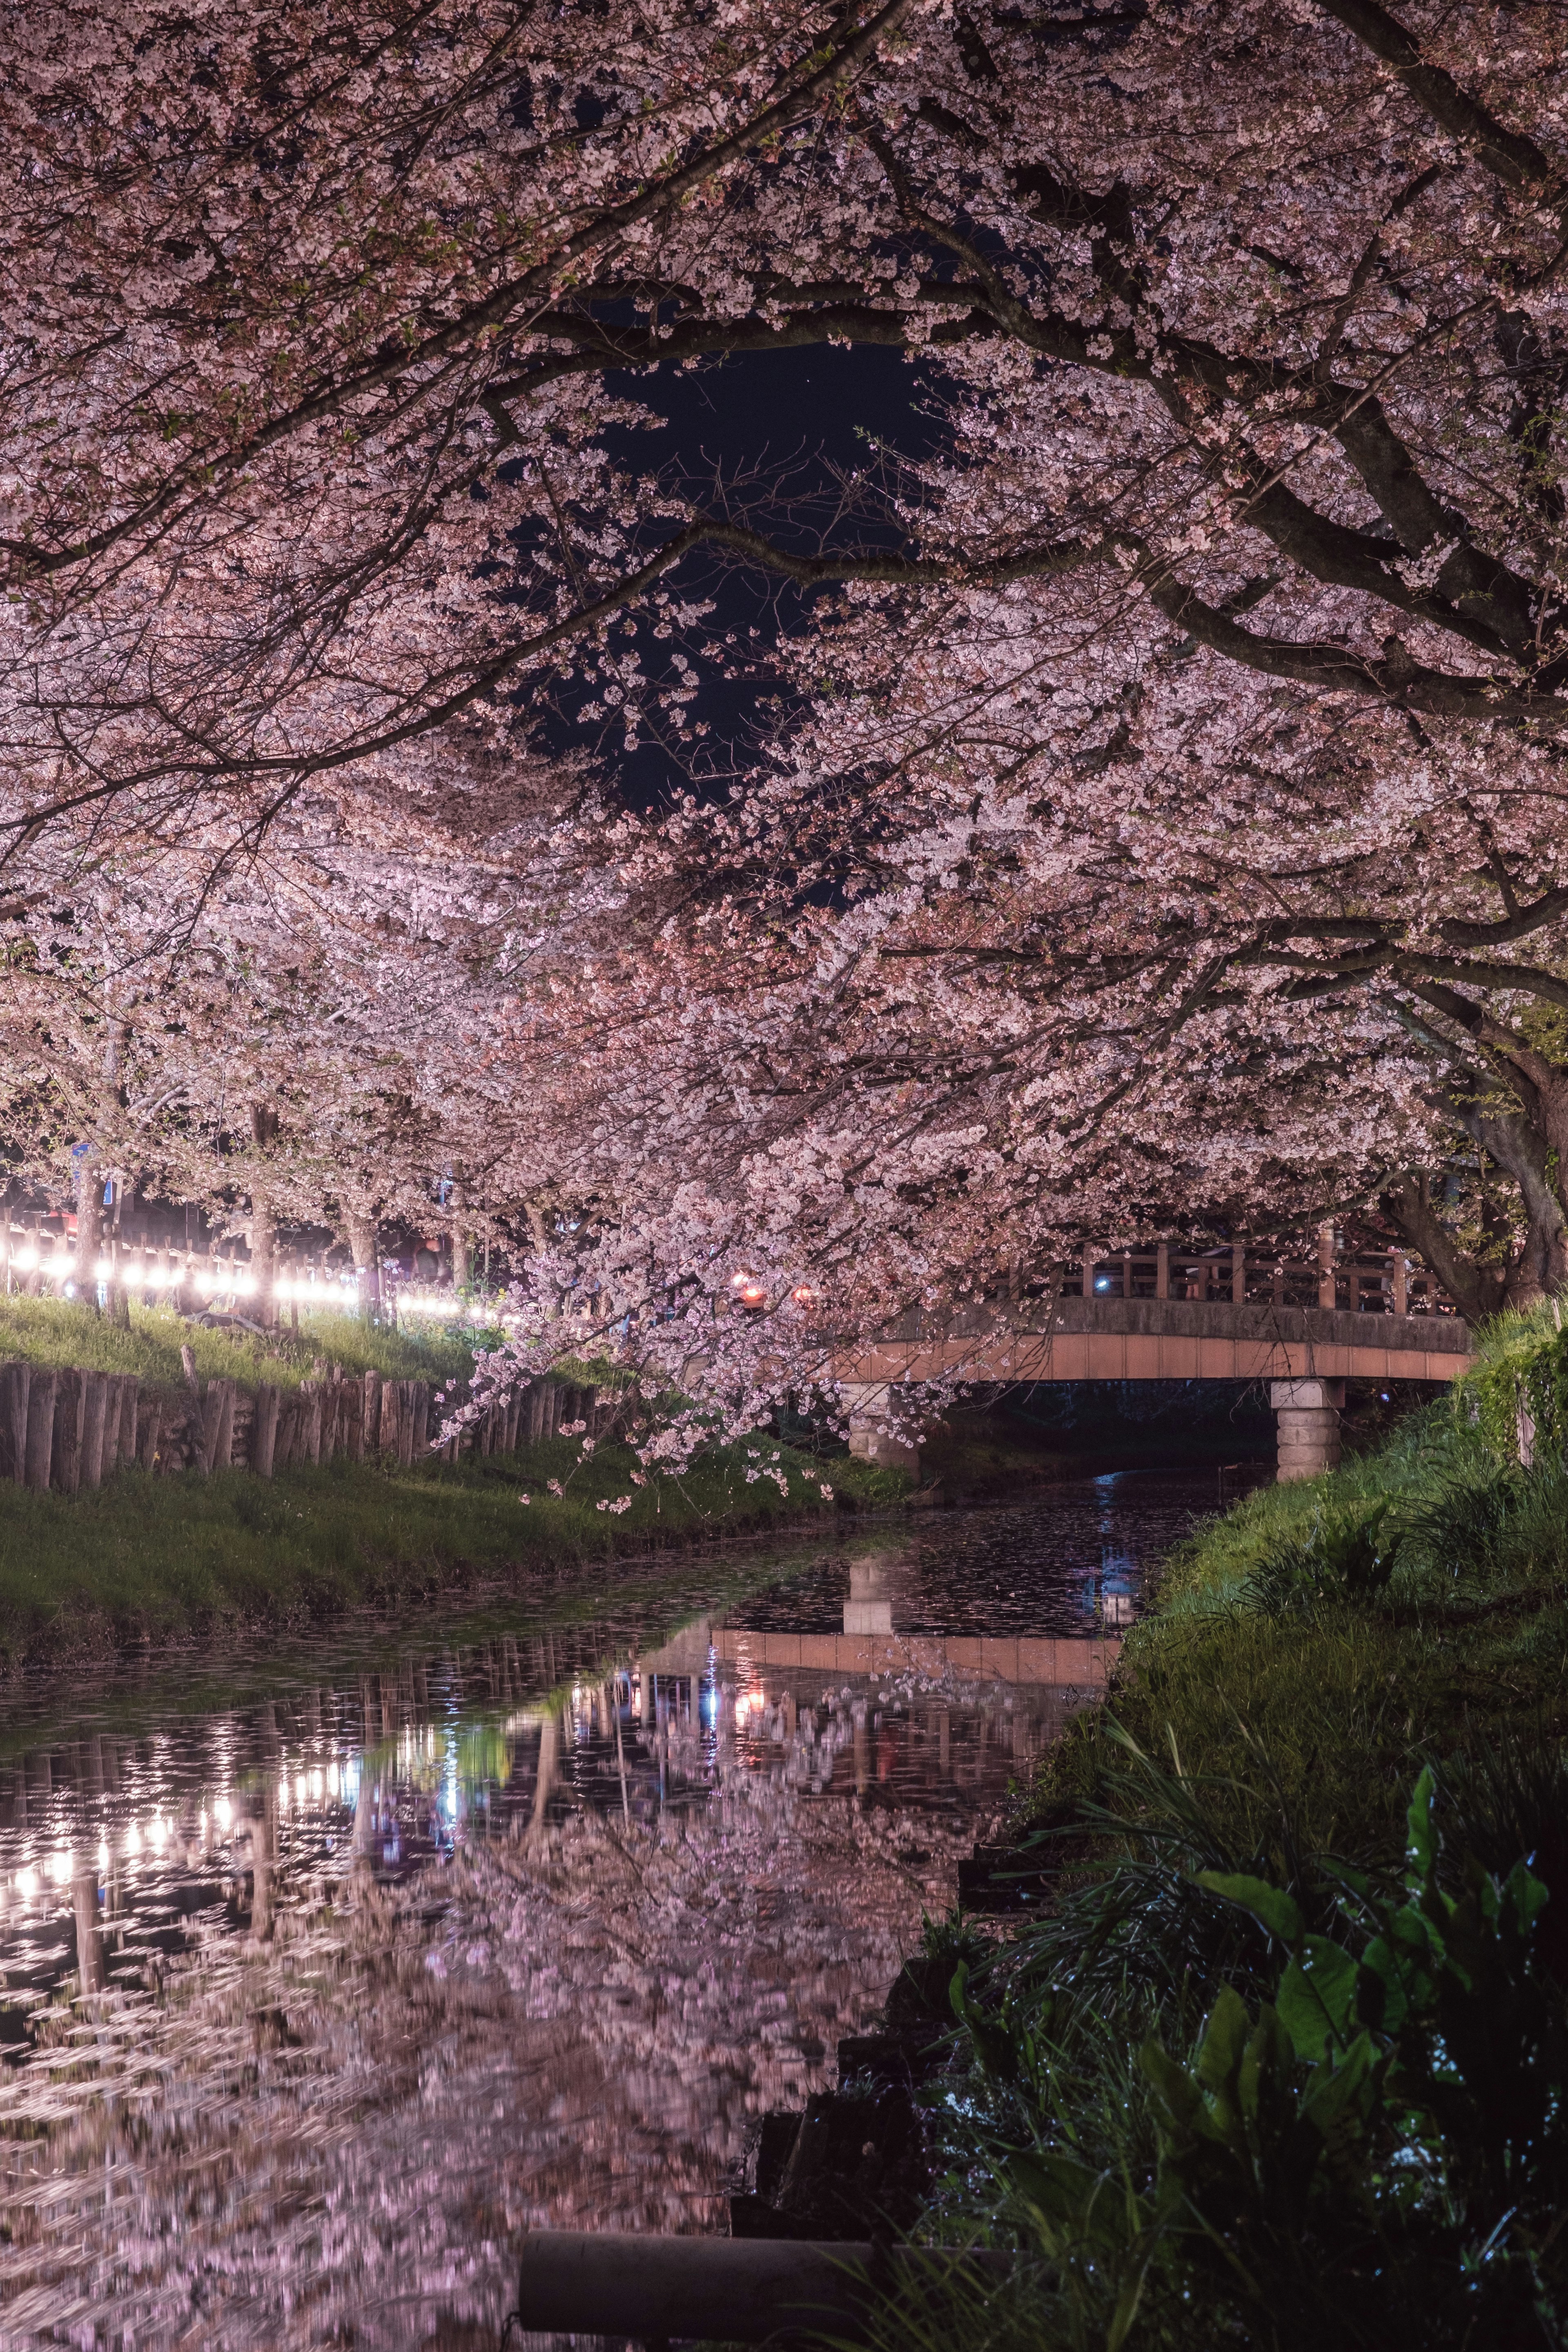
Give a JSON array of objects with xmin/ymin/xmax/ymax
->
[{"xmin": 596, "ymin": 342, "xmax": 947, "ymax": 805}]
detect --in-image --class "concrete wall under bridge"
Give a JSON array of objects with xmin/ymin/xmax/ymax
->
[{"xmin": 834, "ymin": 1296, "xmax": 1474, "ymax": 1483}]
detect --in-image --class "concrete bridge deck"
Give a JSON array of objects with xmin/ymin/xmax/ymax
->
[
  {"xmin": 832, "ymin": 1297, "xmax": 1473, "ymax": 1481},
  {"xmin": 836, "ymin": 1295, "xmax": 1472, "ymax": 1389}
]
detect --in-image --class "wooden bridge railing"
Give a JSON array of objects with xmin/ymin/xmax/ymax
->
[{"xmin": 1006, "ymin": 1234, "xmax": 1458, "ymax": 1321}]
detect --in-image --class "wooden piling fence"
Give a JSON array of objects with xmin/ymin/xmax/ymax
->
[{"xmin": 0, "ymin": 1363, "xmax": 580, "ymax": 1498}]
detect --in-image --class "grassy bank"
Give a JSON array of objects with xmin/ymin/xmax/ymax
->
[
  {"xmin": 0, "ymin": 1295, "xmax": 480, "ymax": 1394},
  {"xmin": 889, "ymin": 1334, "xmax": 1568, "ymax": 2352},
  {"xmin": 0, "ymin": 1435, "xmax": 905, "ymax": 1671}
]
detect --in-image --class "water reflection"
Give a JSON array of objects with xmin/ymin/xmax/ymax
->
[{"xmin": 0, "ymin": 1470, "xmax": 1236, "ymax": 2347}]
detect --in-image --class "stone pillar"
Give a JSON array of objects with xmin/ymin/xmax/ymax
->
[
  {"xmin": 1271, "ymin": 1378, "xmax": 1345, "ymax": 1482},
  {"xmin": 843, "ymin": 1551, "xmax": 902, "ymax": 1635},
  {"xmin": 839, "ymin": 1381, "xmax": 921, "ymax": 1477}
]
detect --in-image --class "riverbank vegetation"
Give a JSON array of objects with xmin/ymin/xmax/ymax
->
[
  {"xmin": 0, "ymin": 1297, "xmax": 481, "ymax": 1394},
  {"xmin": 0, "ymin": 1435, "xmax": 904, "ymax": 1672},
  {"xmin": 906, "ymin": 1323, "xmax": 1568, "ymax": 2351}
]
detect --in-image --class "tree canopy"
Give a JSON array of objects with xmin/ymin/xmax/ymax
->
[{"xmin": 1, "ymin": 0, "xmax": 1565, "ymax": 1365}]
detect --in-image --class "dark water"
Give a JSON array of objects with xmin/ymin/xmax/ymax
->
[{"xmin": 0, "ymin": 1468, "xmax": 1253, "ymax": 2348}]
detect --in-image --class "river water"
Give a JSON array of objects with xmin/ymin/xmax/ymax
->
[{"xmin": 0, "ymin": 1468, "xmax": 1250, "ymax": 2349}]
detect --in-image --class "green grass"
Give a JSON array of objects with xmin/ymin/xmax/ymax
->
[
  {"xmin": 891, "ymin": 1393, "xmax": 1568, "ymax": 2350},
  {"xmin": 0, "ymin": 1434, "xmax": 907, "ymax": 1670},
  {"xmin": 0, "ymin": 1296, "xmax": 482, "ymax": 1394}
]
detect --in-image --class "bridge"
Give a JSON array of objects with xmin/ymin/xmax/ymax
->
[{"xmin": 831, "ymin": 1237, "xmax": 1472, "ymax": 1483}]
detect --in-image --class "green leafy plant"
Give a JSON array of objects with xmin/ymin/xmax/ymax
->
[{"xmin": 1243, "ymin": 1499, "xmax": 1397, "ymax": 1615}]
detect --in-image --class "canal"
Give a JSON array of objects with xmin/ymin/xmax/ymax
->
[{"xmin": 0, "ymin": 1468, "xmax": 1252, "ymax": 2348}]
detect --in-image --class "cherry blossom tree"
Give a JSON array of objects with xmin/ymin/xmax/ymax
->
[{"xmin": 2, "ymin": 0, "xmax": 1566, "ymax": 1371}]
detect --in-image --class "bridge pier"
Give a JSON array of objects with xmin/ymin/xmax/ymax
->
[
  {"xmin": 839, "ymin": 1382, "xmax": 921, "ymax": 1477},
  {"xmin": 1271, "ymin": 1378, "xmax": 1345, "ymax": 1481}
]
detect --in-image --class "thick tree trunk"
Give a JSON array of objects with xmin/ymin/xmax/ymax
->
[
  {"xmin": 451, "ymin": 1182, "xmax": 472, "ymax": 1294},
  {"xmin": 1384, "ymin": 1130, "xmax": 1566, "ymax": 1324},
  {"xmin": 75, "ymin": 1152, "xmax": 103, "ymax": 1315},
  {"xmin": 346, "ymin": 1211, "xmax": 380, "ymax": 1320},
  {"xmin": 1458, "ymin": 1100, "xmax": 1568, "ymax": 1305},
  {"xmin": 1383, "ymin": 1174, "xmax": 1508, "ymax": 1326},
  {"xmin": 249, "ymin": 1192, "xmax": 278, "ymax": 1329}
]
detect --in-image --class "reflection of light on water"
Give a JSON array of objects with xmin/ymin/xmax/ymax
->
[{"xmin": 0, "ymin": 1481, "xmax": 1214, "ymax": 2343}]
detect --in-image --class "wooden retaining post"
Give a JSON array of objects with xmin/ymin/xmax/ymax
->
[
  {"xmin": 378, "ymin": 1378, "xmax": 401, "ymax": 1463},
  {"xmin": 52, "ymin": 1370, "xmax": 85, "ymax": 1495},
  {"xmin": 101, "ymin": 1375, "xmax": 122, "ymax": 1476},
  {"xmin": 118, "ymin": 1377, "xmax": 139, "ymax": 1471},
  {"xmin": 502, "ymin": 1391, "xmax": 521, "ymax": 1452},
  {"xmin": 274, "ymin": 1394, "xmax": 297, "ymax": 1470},
  {"xmin": 24, "ymin": 1370, "xmax": 55, "ymax": 1491},
  {"xmin": 80, "ymin": 1372, "xmax": 109, "ymax": 1490},
  {"xmin": 303, "ymin": 1381, "xmax": 323, "ymax": 1466},
  {"xmin": 344, "ymin": 1375, "xmax": 364, "ymax": 1462},
  {"xmin": 215, "ymin": 1380, "xmax": 236, "ymax": 1472},
  {"xmin": 410, "ymin": 1381, "xmax": 429, "ymax": 1459},
  {"xmin": 253, "ymin": 1385, "xmax": 280, "ymax": 1477},
  {"xmin": 0, "ymin": 1362, "xmax": 29, "ymax": 1483},
  {"xmin": 198, "ymin": 1379, "xmax": 227, "ymax": 1476},
  {"xmin": 362, "ymin": 1369, "xmax": 382, "ymax": 1458},
  {"xmin": 137, "ymin": 1395, "xmax": 162, "ymax": 1471}
]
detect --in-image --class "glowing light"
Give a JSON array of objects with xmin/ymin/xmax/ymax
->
[
  {"xmin": 47, "ymin": 1848, "xmax": 73, "ymax": 1885},
  {"xmin": 148, "ymin": 1815, "xmax": 168, "ymax": 1850},
  {"xmin": 12, "ymin": 1247, "xmax": 36, "ymax": 1272},
  {"xmin": 791, "ymin": 1285, "xmax": 815, "ymax": 1305},
  {"xmin": 15, "ymin": 1866, "xmax": 38, "ymax": 1900},
  {"xmin": 94, "ymin": 1256, "xmax": 113, "ymax": 1279},
  {"xmin": 214, "ymin": 1795, "xmax": 233, "ymax": 1831},
  {"xmin": 124, "ymin": 1822, "xmax": 141, "ymax": 1856}
]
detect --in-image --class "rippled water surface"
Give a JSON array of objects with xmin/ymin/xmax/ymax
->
[{"xmin": 0, "ymin": 1468, "xmax": 1251, "ymax": 2348}]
